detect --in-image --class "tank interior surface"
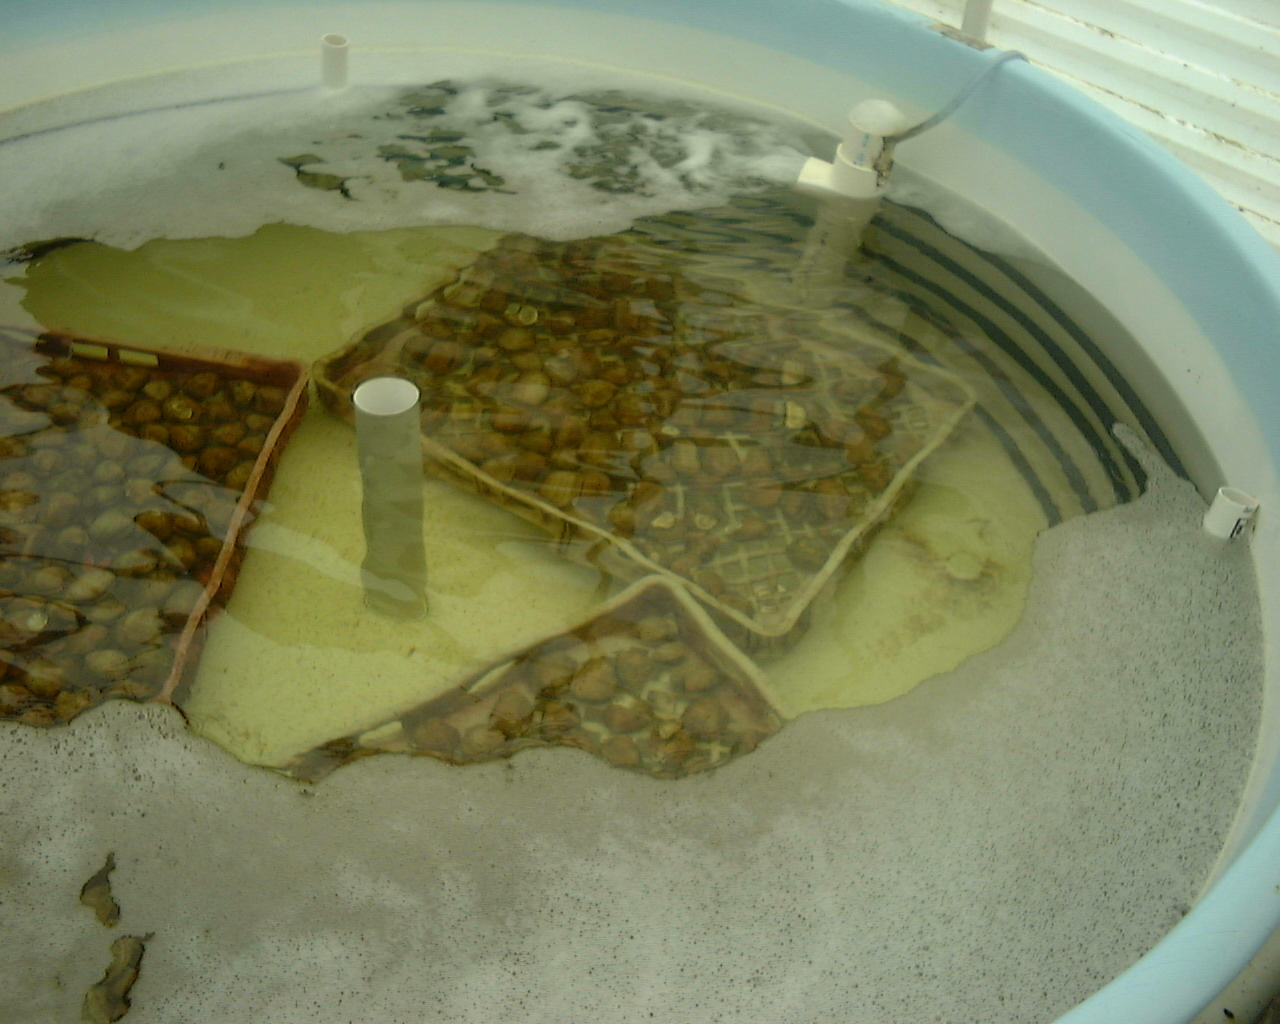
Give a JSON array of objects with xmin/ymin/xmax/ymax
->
[{"xmin": 0, "ymin": 5, "xmax": 1272, "ymax": 1024}]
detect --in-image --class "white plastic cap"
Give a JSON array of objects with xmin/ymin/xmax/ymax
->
[
  {"xmin": 795, "ymin": 98, "xmax": 910, "ymax": 201},
  {"xmin": 321, "ymin": 33, "xmax": 349, "ymax": 90},
  {"xmin": 847, "ymin": 99, "xmax": 911, "ymax": 137}
]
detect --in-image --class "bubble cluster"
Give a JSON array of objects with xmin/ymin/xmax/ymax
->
[{"xmin": 0, "ymin": 77, "xmax": 813, "ymax": 253}]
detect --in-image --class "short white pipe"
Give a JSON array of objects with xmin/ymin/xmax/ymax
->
[
  {"xmin": 961, "ymin": 0, "xmax": 994, "ymax": 42},
  {"xmin": 796, "ymin": 99, "xmax": 911, "ymax": 202},
  {"xmin": 791, "ymin": 195, "xmax": 879, "ymax": 305},
  {"xmin": 1203, "ymin": 486, "xmax": 1259, "ymax": 541},
  {"xmin": 321, "ymin": 33, "xmax": 349, "ymax": 90},
  {"xmin": 793, "ymin": 99, "xmax": 910, "ymax": 299},
  {"xmin": 353, "ymin": 377, "xmax": 427, "ymax": 619}
]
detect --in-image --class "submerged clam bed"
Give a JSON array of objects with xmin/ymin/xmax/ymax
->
[{"xmin": 0, "ymin": 70, "xmax": 1262, "ymax": 1024}]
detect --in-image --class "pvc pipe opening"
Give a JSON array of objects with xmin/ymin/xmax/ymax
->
[
  {"xmin": 321, "ymin": 33, "xmax": 349, "ymax": 91},
  {"xmin": 353, "ymin": 377, "xmax": 427, "ymax": 619},
  {"xmin": 354, "ymin": 375, "xmax": 418, "ymax": 417}
]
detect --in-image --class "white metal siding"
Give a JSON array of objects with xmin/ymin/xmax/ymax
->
[{"xmin": 881, "ymin": 0, "xmax": 1280, "ymax": 247}]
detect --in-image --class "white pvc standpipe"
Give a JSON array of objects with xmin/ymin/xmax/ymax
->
[
  {"xmin": 792, "ymin": 99, "xmax": 911, "ymax": 303},
  {"xmin": 1203, "ymin": 486, "xmax": 1260, "ymax": 541},
  {"xmin": 353, "ymin": 377, "xmax": 427, "ymax": 620},
  {"xmin": 961, "ymin": 0, "xmax": 994, "ymax": 42},
  {"xmin": 321, "ymin": 33, "xmax": 349, "ymax": 90},
  {"xmin": 791, "ymin": 195, "xmax": 879, "ymax": 306},
  {"xmin": 795, "ymin": 99, "xmax": 910, "ymax": 202}
]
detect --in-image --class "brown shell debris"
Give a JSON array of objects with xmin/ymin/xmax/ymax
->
[{"xmin": 0, "ymin": 327, "xmax": 307, "ymax": 727}]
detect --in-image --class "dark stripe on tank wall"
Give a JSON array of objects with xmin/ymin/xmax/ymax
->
[
  {"xmin": 635, "ymin": 194, "xmax": 1103, "ymax": 520},
  {"xmin": 979, "ymin": 246, "xmax": 1183, "ymax": 479},
  {"xmin": 870, "ymin": 217, "xmax": 1133, "ymax": 505},
  {"xmin": 867, "ymin": 249, "xmax": 1102, "ymax": 514},
  {"xmin": 848, "ymin": 302, "xmax": 1065, "ymax": 526},
  {"xmin": 970, "ymin": 405, "xmax": 1063, "ymax": 526},
  {"xmin": 880, "ymin": 206, "xmax": 1152, "ymax": 491}
]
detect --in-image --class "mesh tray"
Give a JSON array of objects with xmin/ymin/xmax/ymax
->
[
  {"xmin": 0, "ymin": 327, "xmax": 308, "ymax": 725},
  {"xmin": 285, "ymin": 575, "xmax": 784, "ymax": 782},
  {"xmin": 316, "ymin": 232, "xmax": 974, "ymax": 644}
]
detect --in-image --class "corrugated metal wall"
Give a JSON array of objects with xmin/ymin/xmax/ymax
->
[{"xmin": 881, "ymin": 0, "xmax": 1280, "ymax": 247}]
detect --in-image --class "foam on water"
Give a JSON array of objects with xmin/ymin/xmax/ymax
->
[
  {"xmin": 886, "ymin": 167, "xmax": 1059, "ymax": 265},
  {"xmin": 0, "ymin": 43, "xmax": 1057, "ymax": 268},
  {"xmin": 0, "ymin": 76, "xmax": 811, "ymax": 252},
  {"xmin": 0, "ymin": 442, "xmax": 1259, "ymax": 1024}
]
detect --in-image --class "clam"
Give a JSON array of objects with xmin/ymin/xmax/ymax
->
[
  {"xmin": 161, "ymin": 579, "xmax": 206, "ymax": 625},
  {"xmin": 407, "ymin": 716, "xmax": 461, "ymax": 754},
  {"xmin": 568, "ymin": 658, "xmax": 617, "ymax": 702},
  {"xmin": 614, "ymin": 647, "xmax": 653, "ymax": 688},
  {"xmin": 23, "ymin": 657, "xmax": 68, "ymax": 699},
  {"xmin": 84, "ymin": 649, "xmax": 131, "ymax": 680},
  {"xmin": 600, "ymin": 734, "xmax": 642, "ymax": 768},
  {"xmin": 86, "ymin": 508, "xmax": 134, "ymax": 543},
  {"xmin": 602, "ymin": 700, "xmax": 653, "ymax": 735},
  {"xmin": 84, "ymin": 596, "xmax": 127, "ymax": 624},
  {"xmin": 490, "ymin": 690, "xmax": 534, "ymax": 738},
  {"xmin": 116, "ymin": 607, "xmax": 165, "ymax": 646},
  {"xmin": 185, "ymin": 372, "xmax": 223, "ymax": 400}
]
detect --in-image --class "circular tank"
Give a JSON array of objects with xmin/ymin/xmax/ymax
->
[{"xmin": 2, "ymin": 2, "xmax": 1278, "ymax": 1022}]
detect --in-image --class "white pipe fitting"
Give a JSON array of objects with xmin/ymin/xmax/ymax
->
[
  {"xmin": 1203, "ymin": 486, "xmax": 1259, "ymax": 541},
  {"xmin": 321, "ymin": 33, "xmax": 349, "ymax": 90},
  {"xmin": 796, "ymin": 99, "xmax": 912, "ymax": 201},
  {"xmin": 961, "ymin": 0, "xmax": 994, "ymax": 43},
  {"xmin": 353, "ymin": 377, "xmax": 427, "ymax": 619}
]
